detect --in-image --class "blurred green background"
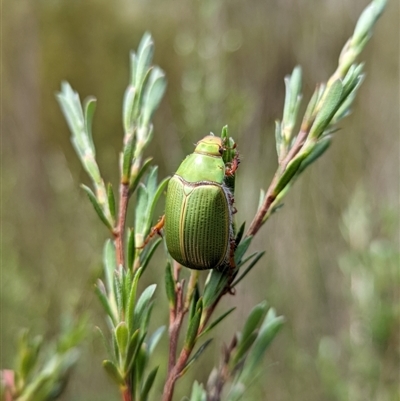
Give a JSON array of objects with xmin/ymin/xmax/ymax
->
[{"xmin": 2, "ymin": 0, "xmax": 399, "ymax": 400}]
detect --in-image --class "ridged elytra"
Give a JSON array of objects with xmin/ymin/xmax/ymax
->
[{"xmin": 164, "ymin": 135, "xmax": 237, "ymax": 270}]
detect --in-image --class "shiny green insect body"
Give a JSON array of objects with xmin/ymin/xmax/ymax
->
[{"xmin": 165, "ymin": 135, "xmax": 236, "ymax": 270}]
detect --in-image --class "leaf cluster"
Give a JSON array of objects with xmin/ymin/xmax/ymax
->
[{"xmin": 1, "ymin": 322, "xmax": 85, "ymax": 401}]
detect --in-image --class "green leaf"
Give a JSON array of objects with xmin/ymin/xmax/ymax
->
[
  {"xmin": 258, "ymin": 189, "xmax": 265, "ymax": 211},
  {"xmin": 103, "ymin": 240, "xmax": 117, "ymax": 294},
  {"xmin": 139, "ymin": 300, "xmax": 154, "ymax": 334},
  {"xmin": 107, "ymin": 183, "xmax": 116, "ymax": 224},
  {"xmin": 129, "ymin": 157, "xmax": 153, "ymax": 195},
  {"xmin": 165, "ymin": 262, "xmax": 176, "ymax": 309},
  {"xmin": 234, "ymin": 236, "xmax": 253, "ymax": 265},
  {"xmin": 199, "ymin": 307, "xmax": 236, "ymax": 338},
  {"xmin": 189, "ymin": 284, "xmax": 200, "ymax": 322},
  {"xmin": 18, "ymin": 331, "xmax": 42, "ymax": 381},
  {"xmin": 352, "ymin": 0, "xmax": 386, "ymax": 48},
  {"xmin": 220, "ymin": 125, "xmax": 229, "ymax": 143},
  {"xmin": 102, "ymin": 360, "xmax": 124, "ymax": 385},
  {"xmin": 297, "ymin": 136, "xmax": 332, "ymax": 174},
  {"xmin": 147, "ymin": 326, "xmax": 165, "ymax": 355},
  {"xmin": 124, "ymin": 329, "xmax": 141, "ymax": 372},
  {"xmin": 123, "ymin": 85, "xmax": 136, "ymax": 135},
  {"xmin": 133, "ymin": 284, "xmax": 157, "ymax": 331},
  {"xmin": 146, "ymin": 175, "xmax": 170, "ymax": 235},
  {"xmin": 274, "ymin": 156, "xmax": 303, "ymax": 196},
  {"xmin": 129, "ymin": 51, "xmax": 138, "ymax": 86},
  {"xmin": 189, "ymin": 381, "xmax": 207, "ymax": 401},
  {"xmin": 83, "ymin": 96, "xmax": 97, "ymax": 155},
  {"xmin": 142, "ymin": 67, "xmax": 167, "ymax": 126},
  {"xmin": 282, "ymin": 66, "xmax": 302, "ymax": 143},
  {"xmin": 241, "ymin": 301, "xmax": 268, "ymax": 342},
  {"xmin": 309, "ymin": 80, "xmax": 344, "ymax": 139},
  {"xmin": 185, "ymin": 299, "xmax": 203, "ymax": 350},
  {"xmin": 203, "ymin": 270, "xmax": 229, "ymax": 309},
  {"xmin": 232, "ymin": 332, "xmax": 258, "ymax": 366},
  {"xmin": 135, "ymin": 33, "xmax": 154, "ymax": 88},
  {"xmin": 232, "ymin": 251, "xmax": 265, "ymax": 287},
  {"xmin": 95, "ymin": 280, "xmax": 117, "ymax": 325},
  {"xmin": 140, "ymin": 366, "xmax": 158, "ymax": 401},
  {"xmin": 115, "ymin": 322, "xmax": 129, "ymax": 359},
  {"xmin": 134, "ymin": 344, "xmax": 147, "ymax": 388},
  {"xmin": 301, "ymin": 84, "xmax": 322, "ymax": 129},
  {"xmin": 122, "ymin": 133, "xmax": 136, "ymax": 183},
  {"xmin": 139, "ymin": 237, "xmax": 162, "ymax": 275},
  {"xmin": 95, "ymin": 326, "xmax": 114, "ymax": 360},
  {"xmin": 275, "ymin": 120, "xmax": 283, "ymax": 157},
  {"xmin": 243, "ymin": 308, "xmax": 285, "ymax": 376},
  {"xmin": 127, "ymin": 228, "xmax": 136, "ymax": 271},
  {"xmin": 81, "ymin": 184, "xmax": 113, "ymax": 231},
  {"xmin": 126, "ymin": 268, "xmax": 142, "ymax": 331},
  {"xmin": 235, "ymin": 221, "xmax": 245, "ymax": 246},
  {"xmin": 182, "ymin": 339, "xmax": 213, "ymax": 376}
]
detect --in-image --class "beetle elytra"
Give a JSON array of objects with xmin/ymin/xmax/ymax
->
[{"xmin": 164, "ymin": 135, "xmax": 239, "ymax": 270}]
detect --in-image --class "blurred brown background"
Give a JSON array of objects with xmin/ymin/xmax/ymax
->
[{"xmin": 2, "ymin": 0, "xmax": 399, "ymax": 400}]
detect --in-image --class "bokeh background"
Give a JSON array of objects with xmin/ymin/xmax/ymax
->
[{"xmin": 2, "ymin": 0, "xmax": 399, "ymax": 400}]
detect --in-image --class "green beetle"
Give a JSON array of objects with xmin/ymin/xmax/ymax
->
[{"xmin": 164, "ymin": 135, "xmax": 238, "ymax": 270}]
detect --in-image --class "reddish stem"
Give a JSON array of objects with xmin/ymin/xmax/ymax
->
[
  {"xmin": 115, "ymin": 183, "xmax": 130, "ymax": 268},
  {"xmin": 122, "ymin": 387, "xmax": 132, "ymax": 401}
]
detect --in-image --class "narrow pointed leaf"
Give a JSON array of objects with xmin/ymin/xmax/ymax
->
[
  {"xmin": 309, "ymin": 80, "xmax": 344, "ymax": 139},
  {"xmin": 232, "ymin": 332, "xmax": 258, "ymax": 366},
  {"xmin": 83, "ymin": 96, "xmax": 97, "ymax": 155},
  {"xmin": 129, "ymin": 157, "xmax": 153, "ymax": 195},
  {"xmin": 123, "ymin": 85, "xmax": 136, "ymax": 135},
  {"xmin": 133, "ymin": 284, "xmax": 156, "ymax": 330},
  {"xmin": 185, "ymin": 300, "xmax": 203, "ymax": 350},
  {"xmin": 182, "ymin": 339, "xmax": 213, "ymax": 376},
  {"xmin": 147, "ymin": 326, "xmax": 165, "ymax": 355},
  {"xmin": 127, "ymin": 228, "xmax": 135, "ymax": 271},
  {"xmin": 165, "ymin": 262, "xmax": 176, "ymax": 309},
  {"xmin": 297, "ymin": 136, "xmax": 332, "ymax": 174},
  {"xmin": 81, "ymin": 184, "xmax": 113, "ymax": 230},
  {"xmin": 203, "ymin": 271, "xmax": 229, "ymax": 309},
  {"xmin": 140, "ymin": 366, "xmax": 159, "ymax": 401},
  {"xmin": 95, "ymin": 280, "xmax": 117, "ymax": 325},
  {"xmin": 115, "ymin": 322, "xmax": 129, "ymax": 359},
  {"xmin": 135, "ymin": 33, "xmax": 154, "ymax": 87},
  {"xmin": 126, "ymin": 267, "xmax": 142, "ymax": 331},
  {"xmin": 235, "ymin": 221, "xmax": 246, "ymax": 247},
  {"xmin": 199, "ymin": 307, "xmax": 236, "ymax": 338},
  {"xmin": 139, "ymin": 237, "xmax": 162, "ymax": 275},
  {"xmin": 107, "ymin": 183, "xmax": 116, "ymax": 224},
  {"xmin": 102, "ymin": 360, "xmax": 124, "ymax": 385},
  {"xmin": 234, "ymin": 236, "xmax": 253, "ymax": 265},
  {"xmin": 241, "ymin": 301, "xmax": 268, "ymax": 342},
  {"xmin": 124, "ymin": 329, "xmax": 141, "ymax": 372},
  {"xmin": 232, "ymin": 251, "xmax": 265, "ymax": 287},
  {"xmin": 122, "ymin": 133, "xmax": 135, "ymax": 183}
]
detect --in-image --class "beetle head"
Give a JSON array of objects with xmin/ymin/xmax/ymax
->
[{"xmin": 195, "ymin": 135, "xmax": 224, "ymax": 156}]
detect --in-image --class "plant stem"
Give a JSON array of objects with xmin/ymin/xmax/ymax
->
[
  {"xmin": 122, "ymin": 387, "xmax": 133, "ymax": 401},
  {"xmin": 246, "ymin": 126, "xmax": 310, "ymax": 237},
  {"xmin": 167, "ymin": 280, "xmax": 185, "ymax": 375},
  {"xmin": 115, "ymin": 183, "xmax": 130, "ymax": 268}
]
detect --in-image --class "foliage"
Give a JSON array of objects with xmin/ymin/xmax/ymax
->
[
  {"xmin": 1, "ymin": 1, "xmax": 387, "ymax": 400},
  {"xmin": 0, "ymin": 321, "xmax": 86, "ymax": 401}
]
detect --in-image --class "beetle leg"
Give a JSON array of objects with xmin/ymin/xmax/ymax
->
[
  {"xmin": 225, "ymin": 153, "xmax": 240, "ymax": 176},
  {"xmin": 223, "ymin": 238, "xmax": 237, "ymax": 294},
  {"xmin": 139, "ymin": 214, "xmax": 165, "ymax": 249}
]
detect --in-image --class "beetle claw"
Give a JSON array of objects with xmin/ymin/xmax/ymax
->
[
  {"xmin": 225, "ymin": 153, "xmax": 241, "ymax": 177},
  {"xmin": 140, "ymin": 215, "xmax": 165, "ymax": 249}
]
